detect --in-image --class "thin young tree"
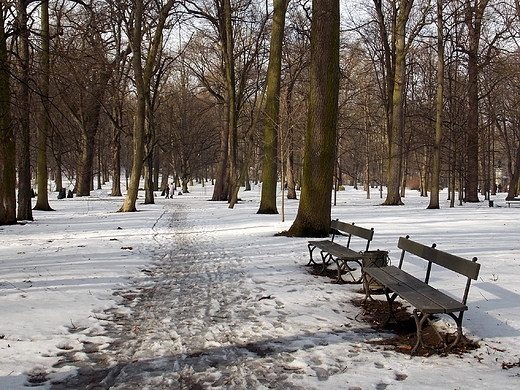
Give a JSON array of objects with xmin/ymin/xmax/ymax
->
[
  {"xmin": 287, "ymin": 0, "xmax": 340, "ymax": 237},
  {"xmin": 257, "ymin": 0, "xmax": 290, "ymax": 214}
]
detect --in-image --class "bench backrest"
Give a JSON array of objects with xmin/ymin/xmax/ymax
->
[
  {"xmin": 397, "ymin": 236, "xmax": 480, "ymax": 306},
  {"xmin": 397, "ymin": 236, "xmax": 480, "ymax": 280},
  {"xmin": 330, "ymin": 219, "xmax": 374, "ymax": 251}
]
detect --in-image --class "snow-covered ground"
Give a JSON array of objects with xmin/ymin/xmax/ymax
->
[{"xmin": 1, "ymin": 183, "xmax": 520, "ymax": 389}]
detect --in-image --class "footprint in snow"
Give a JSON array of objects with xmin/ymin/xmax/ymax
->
[{"xmin": 311, "ymin": 366, "xmax": 329, "ymax": 381}]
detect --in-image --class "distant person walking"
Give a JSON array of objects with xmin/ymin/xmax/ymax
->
[{"xmin": 169, "ymin": 183, "xmax": 175, "ymax": 198}]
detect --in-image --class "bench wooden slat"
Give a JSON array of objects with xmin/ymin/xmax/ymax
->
[
  {"xmin": 381, "ymin": 266, "xmax": 468, "ymax": 313},
  {"xmin": 331, "ymin": 220, "xmax": 375, "ymax": 242},
  {"xmin": 364, "ymin": 267, "xmax": 444, "ymax": 313},
  {"xmin": 308, "ymin": 239, "xmax": 331, "ymax": 248},
  {"xmin": 365, "ymin": 266, "xmax": 468, "ymax": 314},
  {"xmin": 310, "ymin": 241, "xmax": 361, "ymax": 260}
]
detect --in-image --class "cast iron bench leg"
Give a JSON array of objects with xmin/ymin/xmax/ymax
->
[
  {"xmin": 446, "ymin": 312, "xmax": 465, "ymax": 350},
  {"xmin": 383, "ymin": 290, "xmax": 399, "ymax": 326},
  {"xmin": 412, "ymin": 311, "xmax": 449, "ymax": 354},
  {"xmin": 334, "ymin": 259, "xmax": 361, "ymax": 284},
  {"xmin": 307, "ymin": 243, "xmax": 318, "ymax": 266}
]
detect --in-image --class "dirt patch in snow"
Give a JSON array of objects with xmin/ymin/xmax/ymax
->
[{"xmin": 352, "ymin": 296, "xmax": 480, "ymax": 357}]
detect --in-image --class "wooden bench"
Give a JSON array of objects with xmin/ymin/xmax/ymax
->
[
  {"xmin": 307, "ymin": 220, "xmax": 374, "ymax": 283},
  {"xmin": 506, "ymin": 197, "xmax": 520, "ymax": 207},
  {"xmin": 362, "ymin": 236, "xmax": 480, "ymax": 354}
]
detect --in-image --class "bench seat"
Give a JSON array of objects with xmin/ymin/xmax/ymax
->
[
  {"xmin": 307, "ymin": 240, "xmax": 362, "ymax": 261},
  {"xmin": 307, "ymin": 220, "xmax": 373, "ymax": 283},
  {"xmin": 364, "ymin": 266, "xmax": 467, "ymax": 314},
  {"xmin": 506, "ymin": 198, "xmax": 520, "ymax": 207}
]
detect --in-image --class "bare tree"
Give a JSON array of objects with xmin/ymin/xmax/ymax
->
[
  {"xmin": 119, "ymin": 0, "xmax": 178, "ymax": 212},
  {"xmin": 373, "ymin": 0, "xmax": 430, "ymax": 206},
  {"xmin": 183, "ymin": 0, "xmax": 269, "ymax": 202}
]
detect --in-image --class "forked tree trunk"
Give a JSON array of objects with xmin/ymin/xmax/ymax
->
[
  {"xmin": 120, "ymin": 0, "xmax": 175, "ymax": 212},
  {"xmin": 258, "ymin": 0, "xmax": 289, "ymax": 214},
  {"xmin": 382, "ymin": 0, "xmax": 413, "ymax": 206},
  {"xmin": 211, "ymin": 1, "xmax": 236, "ymax": 203}
]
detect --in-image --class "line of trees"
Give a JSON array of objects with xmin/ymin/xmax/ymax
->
[{"xmin": 2, "ymin": 0, "xmax": 520, "ymax": 233}]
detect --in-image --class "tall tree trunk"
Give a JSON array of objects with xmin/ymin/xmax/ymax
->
[
  {"xmin": 285, "ymin": 143, "xmax": 297, "ymax": 199},
  {"xmin": 428, "ymin": 0, "xmax": 444, "ymax": 209},
  {"xmin": 0, "ymin": 2, "xmax": 16, "ymax": 225},
  {"xmin": 77, "ymin": 131, "xmax": 96, "ymax": 196},
  {"xmin": 464, "ymin": 0, "xmax": 489, "ymax": 202},
  {"xmin": 153, "ymin": 149, "xmax": 160, "ymax": 190},
  {"xmin": 34, "ymin": 0, "xmax": 53, "ymax": 211},
  {"xmin": 120, "ymin": 0, "xmax": 145, "ymax": 212},
  {"xmin": 287, "ymin": 0, "xmax": 339, "ymax": 237},
  {"xmin": 144, "ymin": 145, "xmax": 155, "ymax": 204},
  {"xmin": 120, "ymin": 91, "xmax": 146, "ymax": 211},
  {"xmin": 212, "ymin": 120, "xmax": 230, "ymax": 201},
  {"xmin": 76, "ymin": 71, "xmax": 111, "ymax": 196},
  {"xmin": 363, "ymin": 89, "xmax": 372, "ymax": 199},
  {"xmin": 211, "ymin": 0, "xmax": 238, "ymax": 202},
  {"xmin": 373, "ymin": 0, "xmax": 395, "ymax": 161},
  {"xmin": 110, "ymin": 122, "xmax": 122, "ymax": 196},
  {"xmin": 224, "ymin": 0, "xmax": 238, "ymax": 201},
  {"xmin": 506, "ymin": 144, "xmax": 520, "ymax": 200},
  {"xmin": 258, "ymin": 0, "xmax": 289, "ymax": 214},
  {"xmin": 382, "ymin": 0, "xmax": 413, "ymax": 206},
  {"xmin": 143, "ymin": 102, "xmax": 154, "ymax": 204},
  {"xmin": 284, "ymin": 78, "xmax": 297, "ymax": 200},
  {"xmin": 16, "ymin": 0, "xmax": 33, "ymax": 220}
]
